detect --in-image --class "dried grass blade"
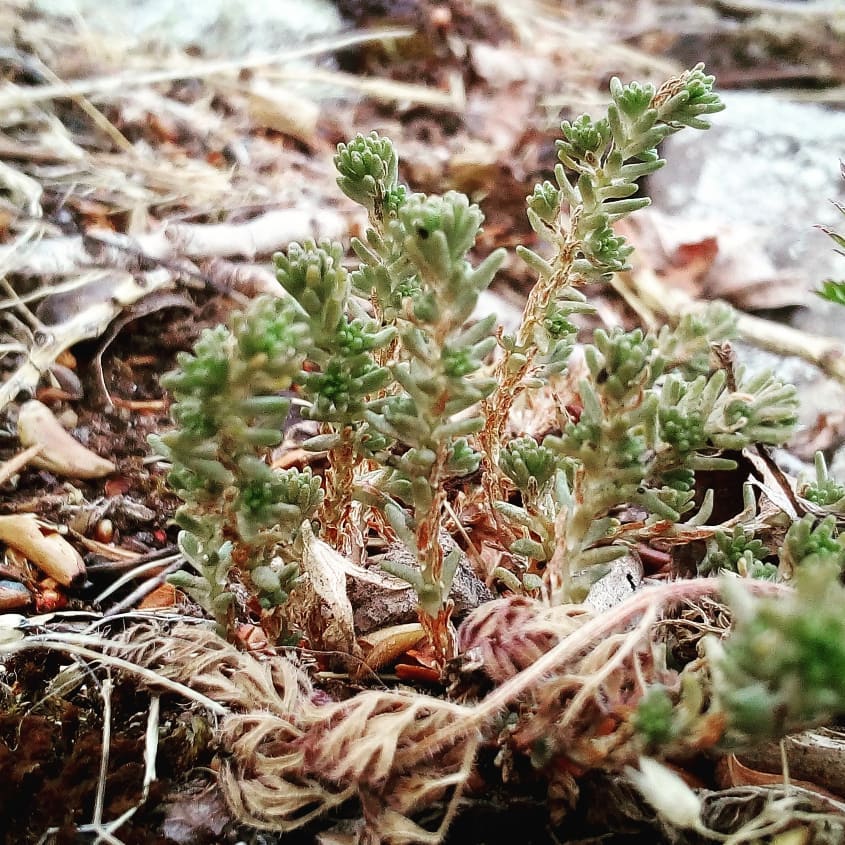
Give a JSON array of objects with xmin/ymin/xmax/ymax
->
[{"xmin": 0, "ymin": 28, "xmax": 415, "ymax": 110}]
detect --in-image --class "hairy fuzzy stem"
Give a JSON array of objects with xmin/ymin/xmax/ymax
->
[
  {"xmin": 319, "ymin": 425, "xmax": 357, "ymax": 553},
  {"xmin": 414, "ymin": 443, "xmax": 454, "ymax": 664},
  {"xmin": 403, "ymin": 578, "xmax": 788, "ymax": 769},
  {"xmin": 0, "ymin": 636, "xmax": 228, "ymax": 715}
]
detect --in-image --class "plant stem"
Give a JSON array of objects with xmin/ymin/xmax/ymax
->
[
  {"xmin": 480, "ymin": 232, "xmax": 580, "ymax": 507},
  {"xmin": 319, "ymin": 425, "xmax": 357, "ymax": 553},
  {"xmin": 414, "ymin": 443, "xmax": 453, "ymax": 665}
]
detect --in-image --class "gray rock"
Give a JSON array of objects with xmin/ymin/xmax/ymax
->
[
  {"xmin": 348, "ymin": 533, "xmax": 494, "ymax": 635},
  {"xmin": 650, "ymin": 92, "xmax": 845, "ymax": 336},
  {"xmin": 583, "ymin": 554, "xmax": 643, "ymax": 613},
  {"xmin": 33, "ymin": 0, "xmax": 343, "ymax": 56}
]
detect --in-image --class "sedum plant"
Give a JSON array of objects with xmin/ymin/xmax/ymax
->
[
  {"xmin": 631, "ymin": 458, "xmax": 845, "ymax": 754},
  {"xmin": 155, "ymin": 132, "xmax": 505, "ymax": 656},
  {"xmin": 463, "ymin": 63, "xmax": 800, "ymax": 601},
  {"xmin": 712, "ymin": 559, "xmax": 845, "ymax": 746},
  {"xmin": 149, "ymin": 297, "xmax": 323, "ymax": 638},
  {"xmin": 800, "ymin": 450, "xmax": 845, "ymax": 509},
  {"xmin": 154, "ymin": 64, "xmax": 801, "ymax": 659},
  {"xmin": 143, "ymin": 65, "xmax": 845, "ymax": 845},
  {"xmin": 334, "ymin": 135, "xmax": 507, "ymax": 662},
  {"xmin": 480, "ymin": 64, "xmax": 726, "ymax": 506},
  {"xmin": 273, "ymin": 239, "xmax": 394, "ymax": 552},
  {"xmin": 155, "ymin": 235, "xmax": 396, "ymax": 637},
  {"xmin": 497, "ymin": 315, "xmax": 798, "ymax": 600},
  {"xmin": 779, "ymin": 512, "xmax": 845, "ymax": 576},
  {"xmin": 697, "ymin": 524, "xmax": 775, "ymax": 580}
]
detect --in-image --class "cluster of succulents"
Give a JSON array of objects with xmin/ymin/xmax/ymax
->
[
  {"xmin": 713, "ymin": 559, "xmax": 845, "ymax": 744},
  {"xmin": 140, "ymin": 60, "xmax": 845, "ymax": 845},
  {"xmin": 466, "ymin": 64, "xmax": 800, "ymax": 599},
  {"xmin": 332, "ymin": 137, "xmax": 507, "ymax": 660},
  {"xmin": 149, "ymin": 296, "xmax": 322, "ymax": 635},
  {"xmin": 154, "ymin": 66, "xmax": 845, "ymax": 756}
]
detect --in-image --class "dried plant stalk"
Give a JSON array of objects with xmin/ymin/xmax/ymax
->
[{"xmin": 113, "ymin": 580, "xmax": 788, "ymax": 839}]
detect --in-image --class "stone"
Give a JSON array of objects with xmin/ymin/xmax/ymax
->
[
  {"xmin": 32, "ymin": 0, "xmax": 343, "ymax": 56},
  {"xmin": 650, "ymin": 92, "xmax": 845, "ymax": 337}
]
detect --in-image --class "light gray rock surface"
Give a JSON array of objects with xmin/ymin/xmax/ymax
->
[
  {"xmin": 32, "ymin": 0, "xmax": 343, "ymax": 56},
  {"xmin": 650, "ymin": 92, "xmax": 845, "ymax": 337}
]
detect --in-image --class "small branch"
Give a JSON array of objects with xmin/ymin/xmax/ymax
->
[
  {"xmin": 0, "ymin": 445, "xmax": 42, "ymax": 487},
  {"xmin": 0, "ymin": 28, "xmax": 416, "ymax": 110},
  {"xmin": 621, "ymin": 265, "xmax": 845, "ymax": 385},
  {"xmin": 98, "ymin": 555, "xmax": 183, "ymax": 615},
  {"xmin": 0, "ymin": 268, "xmax": 173, "ymax": 412},
  {"xmin": 714, "ymin": 0, "xmax": 840, "ymax": 16},
  {"xmin": 92, "ymin": 674, "xmax": 113, "ymax": 828},
  {"xmin": 0, "ymin": 207, "xmax": 355, "ymax": 277}
]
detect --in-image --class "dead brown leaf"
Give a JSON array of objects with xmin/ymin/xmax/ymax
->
[
  {"xmin": 288, "ymin": 521, "xmax": 361, "ymax": 659},
  {"xmin": 359, "ymin": 622, "xmax": 426, "ymax": 674},
  {"xmin": 625, "ymin": 210, "xmax": 807, "ymax": 311}
]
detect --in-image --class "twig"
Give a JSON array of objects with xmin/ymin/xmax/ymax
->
[
  {"xmin": 89, "ymin": 694, "xmax": 160, "ymax": 842},
  {"xmin": 23, "ymin": 52, "xmax": 134, "ymax": 154},
  {"xmin": 93, "ymin": 554, "xmax": 182, "ymax": 607},
  {"xmin": 619, "ymin": 265, "xmax": 845, "ymax": 386},
  {"xmin": 0, "ymin": 28, "xmax": 416, "ymax": 110},
  {"xmin": 0, "ymin": 636, "xmax": 228, "ymax": 715},
  {"xmin": 84, "ymin": 545, "xmax": 179, "ymax": 574},
  {"xmin": 0, "ymin": 445, "xmax": 42, "ymax": 487},
  {"xmin": 714, "ymin": 0, "xmax": 841, "ymax": 16},
  {"xmin": 0, "ymin": 267, "xmax": 173, "ymax": 412},
  {"xmin": 0, "ymin": 279, "xmax": 42, "ymax": 331},
  {"xmin": 0, "ymin": 207, "xmax": 355, "ymax": 276},
  {"xmin": 0, "ymin": 274, "xmax": 114, "ymax": 311},
  {"xmin": 91, "ymin": 827, "xmax": 123, "ymax": 845},
  {"xmin": 102, "ymin": 557, "xmax": 184, "ymax": 617},
  {"xmin": 142, "ymin": 695, "xmax": 160, "ymax": 800},
  {"xmin": 92, "ymin": 674, "xmax": 113, "ymax": 829},
  {"xmin": 262, "ymin": 65, "xmax": 465, "ymax": 109}
]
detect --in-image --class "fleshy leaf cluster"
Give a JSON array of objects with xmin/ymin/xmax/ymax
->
[
  {"xmin": 780, "ymin": 514, "xmax": 845, "ymax": 575},
  {"xmin": 698, "ymin": 525, "xmax": 773, "ymax": 580},
  {"xmin": 366, "ymin": 194, "xmax": 506, "ymax": 628},
  {"xmin": 335, "ymin": 131, "xmax": 401, "ymax": 219},
  {"xmin": 527, "ymin": 320, "xmax": 797, "ymax": 595},
  {"xmin": 480, "ymin": 65, "xmax": 793, "ymax": 597},
  {"xmin": 150, "ymin": 297, "xmax": 322, "ymax": 635},
  {"xmin": 713, "ymin": 562, "xmax": 845, "ymax": 744},
  {"xmin": 801, "ymin": 451, "xmax": 845, "ymax": 509}
]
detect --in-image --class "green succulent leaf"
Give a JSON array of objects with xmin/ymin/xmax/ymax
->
[
  {"xmin": 715, "ymin": 562, "xmax": 845, "ymax": 744},
  {"xmin": 334, "ymin": 131, "xmax": 401, "ymax": 215}
]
